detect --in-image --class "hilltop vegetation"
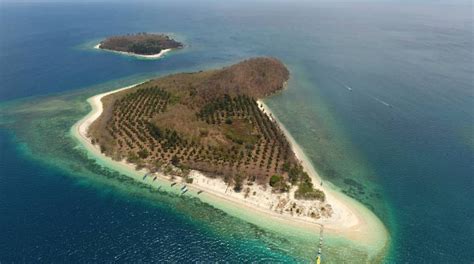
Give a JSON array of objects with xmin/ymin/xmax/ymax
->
[
  {"xmin": 89, "ymin": 57, "xmax": 324, "ymax": 201},
  {"xmin": 98, "ymin": 33, "xmax": 182, "ymax": 55}
]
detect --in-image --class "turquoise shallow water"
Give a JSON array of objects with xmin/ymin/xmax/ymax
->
[{"xmin": 1, "ymin": 1, "xmax": 473, "ymax": 262}]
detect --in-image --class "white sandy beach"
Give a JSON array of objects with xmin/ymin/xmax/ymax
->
[
  {"xmin": 257, "ymin": 100, "xmax": 388, "ymax": 244},
  {"xmin": 94, "ymin": 44, "xmax": 172, "ymax": 59},
  {"xmin": 71, "ymin": 82, "xmax": 388, "ymax": 254}
]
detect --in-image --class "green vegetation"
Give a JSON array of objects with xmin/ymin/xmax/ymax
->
[
  {"xmin": 269, "ymin": 175, "xmax": 283, "ymax": 187},
  {"xmin": 99, "ymin": 33, "xmax": 182, "ymax": 55},
  {"xmin": 269, "ymin": 174, "xmax": 289, "ymax": 192},
  {"xmin": 88, "ymin": 58, "xmax": 324, "ymax": 200},
  {"xmin": 295, "ymin": 181, "xmax": 325, "ymax": 201},
  {"xmin": 287, "ymin": 163, "xmax": 325, "ymax": 201}
]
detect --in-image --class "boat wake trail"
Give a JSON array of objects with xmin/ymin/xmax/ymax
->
[
  {"xmin": 333, "ymin": 77, "xmax": 393, "ymax": 108},
  {"xmin": 369, "ymin": 95, "xmax": 391, "ymax": 107}
]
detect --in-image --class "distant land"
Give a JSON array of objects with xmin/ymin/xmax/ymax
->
[{"xmin": 96, "ymin": 33, "xmax": 183, "ymax": 58}]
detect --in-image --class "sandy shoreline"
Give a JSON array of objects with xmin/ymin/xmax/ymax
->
[
  {"xmin": 94, "ymin": 43, "xmax": 172, "ymax": 59},
  {"xmin": 257, "ymin": 100, "xmax": 388, "ymax": 244},
  {"xmin": 71, "ymin": 82, "xmax": 388, "ymax": 255}
]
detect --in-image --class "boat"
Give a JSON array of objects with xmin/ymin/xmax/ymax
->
[
  {"xmin": 181, "ymin": 186, "xmax": 188, "ymax": 194},
  {"xmin": 315, "ymin": 255, "xmax": 321, "ymax": 264},
  {"xmin": 171, "ymin": 182, "xmax": 177, "ymax": 187},
  {"xmin": 153, "ymin": 176, "xmax": 157, "ymax": 181},
  {"xmin": 143, "ymin": 174, "xmax": 148, "ymax": 180},
  {"xmin": 180, "ymin": 185, "xmax": 187, "ymax": 191}
]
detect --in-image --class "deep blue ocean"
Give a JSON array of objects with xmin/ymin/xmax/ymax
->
[{"xmin": 0, "ymin": 1, "xmax": 472, "ymax": 262}]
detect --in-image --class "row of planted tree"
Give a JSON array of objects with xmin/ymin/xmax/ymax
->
[{"xmin": 96, "ymin": 86, "xmax": 324, "ymax": 200}]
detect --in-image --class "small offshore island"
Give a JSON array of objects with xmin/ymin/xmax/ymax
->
[
  {"xmin": 73, "ymin": 57, "xmax": 388, "ymax": 256},
  {"xmin": 95, "ymin": 33, "xmax": 183, "ymax": 59}
]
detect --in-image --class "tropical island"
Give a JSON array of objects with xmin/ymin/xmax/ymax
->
[
  {"xmin": 88, "ymin": 57, "xmax": 329, "ymax": 217},
  {"xmin": 95, "ymin": 33, "xmax": 183, "ymax": 59},
  {"xmin": 72, "ymin": 57, "xmax": 388, "ymax": 255}
]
